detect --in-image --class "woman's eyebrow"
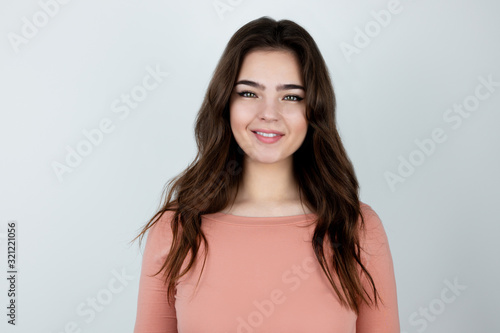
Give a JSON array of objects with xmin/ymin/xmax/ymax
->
[{"xmin": 234, "ymin": 80, "xmax": 305, "ymax": 91}]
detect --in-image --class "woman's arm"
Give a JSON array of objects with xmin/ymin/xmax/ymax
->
[
  {"xmin": 134, "ymin": 211, "xmax": 178, "ymax": 333},
  {"xmin": 356, "ymin": 204, "xmax": 400, "ymax": 333}
]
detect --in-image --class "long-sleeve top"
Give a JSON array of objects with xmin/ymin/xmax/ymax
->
[{"xmin": 134, "ymin": 202, "xmax": 400, "ymax": 332}]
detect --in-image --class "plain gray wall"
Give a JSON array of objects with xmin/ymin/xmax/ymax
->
[{"xmin": 1, "ymin": 0, "xmax": 499, "ymax": 332}]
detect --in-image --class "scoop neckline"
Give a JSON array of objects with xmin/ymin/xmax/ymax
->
[{"xmin": 202, "ymin": 211, "xmax": 318, "ymax": 225}]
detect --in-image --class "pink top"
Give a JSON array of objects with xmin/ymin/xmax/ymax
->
[{"xmin": 134, "ymin": 202, "xmax": 400, "ymax": 332}]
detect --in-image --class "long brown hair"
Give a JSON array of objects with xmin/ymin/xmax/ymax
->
[{"xmin": 130, "ymin": 16, "xmax": 382, "ymax": 315}]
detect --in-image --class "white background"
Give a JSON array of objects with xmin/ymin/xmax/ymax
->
[{"xmin": 1, "ymin": 0, "xmax": 499, "ymax": 332}]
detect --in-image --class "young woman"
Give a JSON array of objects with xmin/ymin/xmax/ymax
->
[{"xmin": 132, "ymin": 16, "xmax": 400, "ymax": 332}]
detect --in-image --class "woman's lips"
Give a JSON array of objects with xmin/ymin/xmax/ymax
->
[{"xmin": 252, "ymin": 131, "xmax": 283, "ymax": 144}]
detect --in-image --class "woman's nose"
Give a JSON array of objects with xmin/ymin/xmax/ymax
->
[{"xmin": 257, "ymin": 96, "xmax": 281, "ymax": 120}]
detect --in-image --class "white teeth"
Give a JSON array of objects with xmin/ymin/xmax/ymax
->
[{"xmin": 255, "ymin": 131, "xmax": 279, "ymax": 137}]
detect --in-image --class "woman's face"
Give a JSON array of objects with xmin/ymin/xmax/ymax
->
[{"xmin": 229, "ymin": 49, "xmax": 308, "ymax": 165}]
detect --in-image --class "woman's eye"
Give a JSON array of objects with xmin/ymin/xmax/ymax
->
[
  {"xmin": 284, "ymin": 95, "xmax": 304, "ymax": 101},
  {"xmin": 237, "ymin": 91, "xmax": 256, "ymax": 98},
  {"xmin": 236, "ymin": 91, "xmax": 303, "ymax": 101}
]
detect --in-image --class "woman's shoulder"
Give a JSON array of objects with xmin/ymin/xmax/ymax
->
[
  {"xmin": 359, "ymin": 201, "xmax": 378, "ymax": 216},
  {"xmin": 358, "ymin": 201, "xmax": 388, "ymax": 242},
  {"xmin": 145, "ymin": 210, "xmax": 178, "ymax": 251}
]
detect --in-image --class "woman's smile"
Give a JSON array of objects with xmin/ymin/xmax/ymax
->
[{"xmin": 252, "ymin": 130, "xmax": 284, "ymax": 143}]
